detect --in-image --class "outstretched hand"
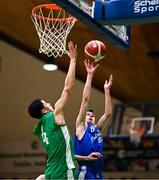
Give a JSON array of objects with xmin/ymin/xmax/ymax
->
[
  {"xmin": 68, "ymin": 41, "xmax": 77, "ymax": 60},
  {"xmin": 84, "ymin": 59, "xmax": 99, "ymax": 75},
  {"xmin": 104, "ymin": 74, "xmax": 113, "ymax": 90}
]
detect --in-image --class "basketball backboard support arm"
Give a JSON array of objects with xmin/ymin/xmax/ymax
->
[{"xmin": 50, "ymin": 0, "xmax": 130, "ymax": 50}]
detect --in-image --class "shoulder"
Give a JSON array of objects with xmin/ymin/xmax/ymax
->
[{"xmin": 41, "ymin": 112, "xmax": 53, "ymax": 120}]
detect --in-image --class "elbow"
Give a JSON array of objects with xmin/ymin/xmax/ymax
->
[
  {"xmin": 105, "ymin": 111, "xmax": 112, "ymax": 119},
  {"xmin": 69, "ymin": 81, "xmax": 74, "ymax": 92},
  {"xmin": 64, "ymin": 86, "xmax": 72, "ymax": 97},
  {"xmin": 82, "ymin": 96, "xmax": 89, "ymax": 103},
  {"xmin": 105, "ymin": 104, "xmax": 112, "ymax": 119},
  {"xmin": 69, "ymin": 80, "xmax": 75, "ymax": 90},
  {"xmin": 65, "ymin": 81, "xmax": 74, "ymax": 93}
]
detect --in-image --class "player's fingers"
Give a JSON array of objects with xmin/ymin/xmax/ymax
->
[
  {"xmin": 92, "ymin": 152, "xmax": 102, "ymax": 158},
  {"xmin": 95, "ymin": 152, "xmax": 102, "ymax": 157},
  {"xmin": 84, "ymin": 59, "xmax": 87, "ymax": 66},
  {"xmin": 98, "ymin": 152, "xmax": 102, "ymax": 157},
  {"xmin": 110, "ymin": 74, "xmax": 113, "ymax": 81},
  {"xmin": 68, "ymin": 41, "xmax": 72, "ymax": 48},
  {"xmin": 87, "ymin": 59, "xmax": 91, "ymax": 65},
  {"xmin": 74, "ymin": 44, "xmax": 77, "ymax": 51}
]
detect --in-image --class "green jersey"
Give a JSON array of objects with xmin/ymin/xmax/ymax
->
[{"xmin": 33, "ymin": 112, "xmax": 76, "ymax": 179}]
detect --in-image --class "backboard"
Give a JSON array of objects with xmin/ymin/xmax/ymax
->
[
  {"xmin": 128, "ymin": 117, "xmax": 155, "ymax": 145},
  {"xmin": 131, "ymin": 117, "xmax": 155, "ymax": 134},
  {"xmin": 50, "ymin": 0, "xmax": 130, "ymax": 50},
  {"xmin": 109, "ymin": 101, "xmax": 159, "ymax": 136}
]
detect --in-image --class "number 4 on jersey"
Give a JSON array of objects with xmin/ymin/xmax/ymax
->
[{"xmin": 41, "ymin": 126, "xmax": 49, "ymax": 145}]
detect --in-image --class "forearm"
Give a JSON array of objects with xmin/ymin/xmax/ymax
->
[
  {"xmin": 54, "ymin": 58, "xmax": 76, "ymax": 116},
  {"xmin": 76, "ymin": 73, "xmax": 93, "ymax": 127},
  {"xmin": 64, "ymin": 58, "xmax": 76, "ymax": 91},
  {"xmin": 96, "ymin": 89, "xmax": 112, "ymax": 130},
  {"xmin": 75, "ymin": 152, "xmax": 102, "ymax": 161},
  {"xmin": 82, "ymin": 73, "xmax": 93, "ymax": 100},
  {"xmin": 75, "ymin": 155, "xmax": 89, "ymax": 161},
  {"xmin": 104, "ymin": 88, "xmax": 112, "ymax": 118}
]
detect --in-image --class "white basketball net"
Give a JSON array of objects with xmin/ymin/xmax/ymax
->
[
  {"xmin": 129, "ymin": 128, "xmax": 142, "ymax": 145},
  {"xmin": 31, "ymin": 4, "xmax": 77, "ymax": 57}
]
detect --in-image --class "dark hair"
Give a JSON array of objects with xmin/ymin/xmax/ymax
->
[
  {"xmin": 28, "ymin": 99, "xmax": 44, "ymax": 119},
  {"xmin": 87, "ymin": 109, "xmax": 94, "ymax": 113}
]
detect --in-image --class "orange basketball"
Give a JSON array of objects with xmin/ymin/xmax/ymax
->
[{"xmin": 84, "ymin": 40, "xmax": 107, "ymax": 62}]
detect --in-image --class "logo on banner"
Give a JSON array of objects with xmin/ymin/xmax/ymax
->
[{"xmin": 134, "ymin": 0, "xmax": 159, "ymax": 14}]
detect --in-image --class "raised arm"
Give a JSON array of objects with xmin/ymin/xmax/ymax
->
[
  {"xmin": 54, "ymin": 41, "xmax": 77, "ymax": 125},
  {"xmin": 96, "ymin": 74, "xmax": 113, "ymax": 131},
  {"xmin": 76, "ymin": 60, "xmax": 99, "ymax": 137}
]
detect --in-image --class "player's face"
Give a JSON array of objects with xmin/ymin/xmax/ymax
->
[
  {"xmin": 41, "ymin": 100, "xmax": 54, "ymax": 112},
  {"xmin": 85, "ymin": 111, "xmax": 95, "ymax": 125}
]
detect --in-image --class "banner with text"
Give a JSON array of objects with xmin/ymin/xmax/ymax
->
[
  {"xmin": 94, "ymin": 0, "xmax": 159, "ymax": 25},
  {"xmin": 0, "ymin": 140, "xmax": 46, "ymax": 174}
]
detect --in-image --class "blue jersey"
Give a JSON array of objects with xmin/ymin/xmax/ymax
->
[{"xmin": 74, "ymin": 123, "xmax": 103, "ymax": 173}]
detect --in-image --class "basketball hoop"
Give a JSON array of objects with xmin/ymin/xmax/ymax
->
[
  {"xmin": 128, "ymin": 116, "xmax": 155, "ymax": 146},
  {"xmin": 31, "ymin": 4, "xmax": 77, "ymax": 57}
]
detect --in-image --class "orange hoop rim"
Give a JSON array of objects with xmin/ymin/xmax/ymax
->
[
  {"xmin": 130, "ymin": 127, "xmax": 145, "ymax": 136},
  {"xmin": 32, "ymin": 4, "xmax": 62, "ymax": 13},
  {"xmin": 32, "ymin": 4, "xmax": 77, "ymax": 22}
]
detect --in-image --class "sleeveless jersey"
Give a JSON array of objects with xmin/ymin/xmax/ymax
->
[
  {"xmin": 74, "ymin": 123, "xmax": 103, "ymax": 173},
  {"xmin": 33, "ymin": 112, "xmax": 76, "ymax": 179}
]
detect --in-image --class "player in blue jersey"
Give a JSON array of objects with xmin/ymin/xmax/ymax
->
[{"xmin": 74, "ymin": 59, "xmax": 113, "ymax": 179}]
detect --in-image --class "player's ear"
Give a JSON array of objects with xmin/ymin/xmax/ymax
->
[{"xmin": 41, "ymin": 108, "xmax": 47, "ymax": 114}]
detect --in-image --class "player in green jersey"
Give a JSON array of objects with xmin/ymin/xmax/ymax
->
[{"xmin": 28, "ymin": 41, "xmax": 77, "ymax": 180}]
